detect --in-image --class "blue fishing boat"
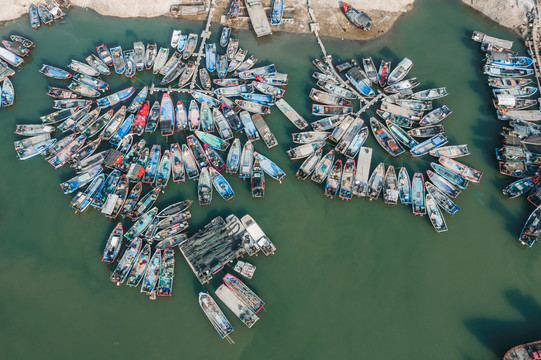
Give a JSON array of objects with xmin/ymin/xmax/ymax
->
[
  {"xmin": 1, "ymin": 78, "xmax": 15, "ymax": 107},
  {"xmin": 60, "ymin": 165, "xmax": 103, "ymax": 194},
  {"xmin": 102, "ymin": 223, "xmax": 123, "ymax": 263},
  {"xmin": 37, "ymin": 3, "xmax": 53, "ymax": 24},
  {"xmin": 141, "ymin": 249, "xmax": 162, "ymax": 294},
  {"xmin": 127, "ymin": 86, "xmax": 148, "ymax": 113},
  {"xmin": 16, "ymin": 138, "xmax": 57, "ymax": 160},
  {"xmin": 345, "ymin": 66, "xmax": 375, "ymax": 97},
  {"xmin": 217, "ymin": 54, "xmax": 228, "ymax": 79},
  {"xmin": 72, "ymin": 73, "xmax": 108, "ymax": 91},
  {"xmin": 29, "ymin": 4, "xmax": 40, "ymax": 29},
  {"xmin": 187, "ymin": 135, "xmax": 210, "ymax": 169},
  {"xmin": 221, "ymin": 103, "xmax": 243, "ymax": 131},
  {"xmin": 342, "ymin": 2, "xmax": 371, "ymax": 30},
  {"xmin": 220, "ymin": 26, "xmax": 231, "ymax": 47},
  {"xmin": 204, "ymin": 144, "xmax": 226, "ymax": 171},
  {"xmin": 39, "ymin": 64, "xmax": 71, "ymax": 79},
  {"xmin": 410, "ymin": 134, "xmax": 448, "ymax": 157},
  {"xmin": 487, "ymin": 54, "xmax": 534, "ymax": 67},
  {"xmin": 125, "ymin": 207, "xmax": 158, "ymax": 240},
  {"xmin": 425, "ymin": 193, "xmax": 448, "ymax": 233},
  {"xmin": 238, "ymin": 64, "xmax": 277, "ymax": 80},
  {"xmin": 270, "ymin": 0, "xmax": 284, "ymax": 25},
  {"xmin": 209, "ymin": 167, "xmax": 235, "ymax": 201},
  {"xmin": 397, "ymin": 167, "xmax": 411, "ymax": 205},
  {"xmin": 110, "ymin": 46, "xmax": 125, "ymax": 75},
  {"xmin": 503, "ymin": 175, "xmax": 541, "ymax": 199},
  {"xmin": 96, "ymin": 44, "xmax": 113, "ymax": 67},
  {"xmin": 205, "ymin": 43, "xmax": 217, "ymax": 72},
  {"xmin": 430, "ymin": 163, "xmax": 469, "ymax": 189},
  {"xmin": 159, "ymin": 93, "xmax": 175, "ymax": 136},
  {"xmin": 142, "ymin": 145, "xmax": 161, "ymax": 183},
  {"xmin": 109, "ymin": 114, "xmax": 134, "ymax": 146},
  {"xmin": 71, "ymin": 174, "xmax": 105, "ymax": 212},
  {"xmin": 411, "ymin": 173, "xmax": 426, "ymax": 215},
  {"xmin": 92, "ymin": 169, "xmax": 121, "ymax": 208},
  {"xmin": 96, "ymin": 86, "xmax": 135, "ymax": 109},
  {"xmin": 123, "ymin": 50, "xmax": 136, "ymax": 78},
  {"xmin": 177, "ymin": 34, "xmax": 187, "ymax": 52},
  {"xmin": 126, "ymin": 244, "xmax": 151, "ymax": 287},
  {"xmin": 110, "ymin": 237, "xmax": 142, "ymax": 284},
  {"xmin": 239, "ymin": 111, "xmax": 259, "ymax": 140},
  {"xmin": 253, "ymin": 151, "xmax": 286, "ymax": 182},
  {"xmin": 226, "ymin": 138, "xmax": 241, "ymax": 174},
  {"xmin": 190, "ymin": 90, "xmax": 221, "ymax": 107},
  {"xmin": 130, "ymin": 188, "xmax": 160, "ymax": 219},
  {"xmin": 240, "ymin": 92, "xmax": 275, "ymax": 105}
]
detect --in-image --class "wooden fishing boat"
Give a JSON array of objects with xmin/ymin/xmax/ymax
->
[
  {"xmin": 226, "ymin": 38, "xmax": 239, "ymax": 61},
  {"xmin": 234, "ymin": 55, "xmax": 258, "ymax": 75},
  {"xmin": 410, "ymin": 134, "xmax": 448, "ymax": 157},
  {"xmin": 342, "ymin": 2, "xmax": 371, "ymax": 30},
  {"xmin": 182, "ymin": 144, "xmax": 199, "ymax": 180},
  {"xmin": 296, "ymin": 148, "xmax": 322, "ymax": 180},
  {"xmin": 85, "ymin": 53, "xmax": 110, "ymax": 75},
  {"xmin": 287, "ymin": 142, "xmax": 325, "ymax": 160},
  {"xmin": 109, "ymin": 114, "xmax": 134, "ymax": 147},
  {"xmin": 229, "ymin": 49, "xmax": 248, "ymax": 73},
  {"xmin": 339, "ymin": 158, "xmax": 355, "ymax": 200},
  {"xmin": 397, "ymin": 167, "xmax": 411, "ymax": 205},
  {"xmin": 252, "ymin": 114, "xmax": 277, "ymax": 147},
  {"xmin": 493, "ymin": 86, "xmax": 538, "ymax": 98},
  {"xmin": 187, "ymin": 135, "xmax": 210, "ymax": 169},
  {"xmin": 29, "ymin": 4, "xmax": 41, "ymax": 29},
  {"xmin": 519, "ymin": 207, "xmax": 541, "ymax": 247},
  {"xmin": 159, "ymin": 93, "xmax": 175, "ymax": 136},
  {"xmin": 48, "ymin": 134, "xmax": 86, "ymax": 168},
  {"xmin": 70, "ymin": 174, "xmax": 105, "ymax": 212},
  {"xmin": 37, "ymin": 3, "xmax": 54, "ymax": 24},
  {"xmin": 101, "ymin": 223, "xmax": 123, "ymax": 263},
  {"xmin": 191, "ymin": 90, "xmax": 221, "ymax": 107},
  {"xmin": 100, "ymin": 106, "xmax": 126, "ymax": 140},
  {"xmin": 125, "ymin": 244, "xmax": 151, "ymax": 287},
  {"xmin": 370, "ymin": 117, "xmax": 404, "ymax": 156},
  {"xmin": 387, "ymin": 58, "xmax": 413, "ymax": 85},
  {"xmin": 411, "ymin": 173, "xmax": 426, "ymax": 215},
  {"xmin": 213, "ymin": 108, "xmax": 234, "ymax": 140},
  {"xmin": 426, "ymin": 193, "xmax": 448, "ymax": 232},
  {"xmin": 488, "ymin": 77, "xmax": 532, "ymax": 88},
  {"xmin": 155, "ymin": 150, "xmax": 172, "ymax": 188},
  {"xmin": 141, "ymin": 249, "xmax": 162, "ymax": 293},
  {"xmin": 199, "ymin": 68, "xmax": 211, "ymax": 90},
  {"xmin": 156, "ymin": 248, "xmax": 175, "ymax": 296},
  {"xmin": 253, "ymin": 151, "xmax": 286, "ymax": 182},
  {"xmin": 312, "ymin": 104, "xmax": 352, "ymax": 117},
  {"xmin": 183, "ymin": 33, "xmax": 198, "ymax": 60},
  {"xmin": 96, "ymin": 44, "xmax": 113, "ymax": 67},
  {"xmin": 386, "ymin": 120, "xmax": 418, "ymax": 148},
  {"xmin": 221, "ymin": 103, "xmax": 243, "ymax": 131},
  {"xmin": 199, "ymin": 292, "xmax": 234, "ymax": 339},
  {"xmin": 96, "ymin": 87, "xmax": 134, "ymax": 109},
  {"xmin": 251, "ymin": 159, "xmax": 265, "ymax": 198},
  {"xmin": 0, "ymin": 78, "xmax": 15, "ymax": 107},
  {"xmin": 343, "ymin": 127, "xmax": 369, "ymax": 159},
  {"xmin": 317, "ymin": 80, "xmax": 357, "ymax": 100},
  {"xmin": 110, "ymin": 236, "xmax": 142, "ymax": 285},
  {"xmin": 152, "ymin": 47, "xmax": 168, "ymax": 74},
  {"xmin": 503, "ymin": 175, "xmax": 540, "ymax": 199},
  {"xmin": 197, "ymin": 167, "xmax": 213, "ymax": 205},
  {"xmin": 72, "ymin": 72, "xmax": 108, "ymax": 91},
  {"xmin": 40, "ymin": 64, "xmax": 71, "ymax": 79},
  {"xmin": 145, "ymin": 43, "xmax": 157, "ymax": 70},
  {"xmin": 309, "ymin": 88, "xmax": 350, "ymax": 106},
  {"xmin": 420, "ymin": 105, "xmax": 452, "ymax": 126},
  {"xmin": 220, "ymin": 26, "xmax": 231, "ymax": 47},
  {"xmin": 425, "ymin": 182, "xmax": 459, "ymax": 215},
  {"xmin": 367, "ymin": 162, "xmax": 385, "ymax": 201},
  {"xmin": 195, "ymin": 131, "xmax": 230, "ymax": 152},
  {"xmin": 412, "ymin": 87, "xmax": 448, "ymax": 100},
  {"xmin": 121, "ymin": 182, "xmax": 143, "ymax": 217},
  {"xmin": 325, "ymin": 159, "xmax": 342, "ymax": 199},
  {"xmin": 385, "ymin": 78, "xmax": 420, "ymax": 93},
  {"xmin": 189, "ymin": 100, "xmax": 200, "ymax": 132},
  {"xmin": 239, "ymin": 140, "xmax": 254, "ymax": 179},
  {"xmin": 178, "ymin": 61, "xmax": 196, "ymax": 87},
  {"xmin": 383, "ymin": 166, "xmax": 399, "ymax": 205},
  {"xmin": 378, "ymin": 60, "xmax": 391, "ymax": 87},
  {"xmin": 292, "ymin": 131, "xmax": 330, "ymax": 144},
  {"xmin": 67, "ymin": 82, "xmax": 99, "ymax": 98},
  {"xmin": 407, "ymin": 125, "xmax": 445, "ymax": 138},
  {"xmin": 429, "ymin": 145, "xmax": 469, "ymax": 158},
  {"xmin": 209, "ymin": 167, "xmax": 235, "ymax": 201},
  {"xmin": 484, "ymin": 64, "xmax": 534, "ymax": 77},
  {"xmin": 438, "ymin": 156, "xmax": 482, "ymax": 183},
  {"xmin": 2, "ymin": 40, "xmax": 29, "ymax": 57},
  {"xmin": 345, "ymin": 66, "xmax": 375, "ymax": 97},
  {"xmin": 204, "ymin": 144, "xmax": 226, "ymax": 171},
  {"xmin": 226, "ymin": 138, "xmax": 242, "ymax": 174},
  {"xmin": 142, "ymin": 145, "xmax": 161, "ymax": 184},
  {"xmin": 377, "ymin": 109, "xmax": 414, "ymax": 128}
]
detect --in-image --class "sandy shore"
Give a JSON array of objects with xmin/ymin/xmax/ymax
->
[{"xmin": 1, "ymin": 0, "xmax": 415, "ymax": 40}]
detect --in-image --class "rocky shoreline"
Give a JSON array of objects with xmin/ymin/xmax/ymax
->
[{"xmin": 0, "ymin": 1, "xmax": 535, "ymax": 40}]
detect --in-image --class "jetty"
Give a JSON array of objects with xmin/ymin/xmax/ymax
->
[{"xmin": 525, "ymin": 5, "xmax": 541, "ymax": 105}]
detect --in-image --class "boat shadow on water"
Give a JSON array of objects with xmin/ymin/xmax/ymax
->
[
  {"xmin": 464, "ymin": 290, "xmax": 541, "ymax": 358},
  {"xmin": 488, "ymin": 193, "xmax": 532, "ymax": 241}
]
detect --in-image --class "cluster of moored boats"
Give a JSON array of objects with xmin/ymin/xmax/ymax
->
[
  {"xmin": 291, "ymin": 55, "xmax": 483, "ymax": 232},
  {"xmin": 14, "ymin": 28, "xmax": 292, "ymax": 208},
  {"xmin": 28, "ymin": 0, "xmax": 69, "ymax": 29},
  {"xmin": 0, "ymin": 34, "xmax": 35, "ymax": 109},
  {"xmin": 472, "ymin": 31, "xmax": 541, "ymax": 247}
]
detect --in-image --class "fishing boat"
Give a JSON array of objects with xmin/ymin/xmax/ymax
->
[
  {"xmin": 253, "ymin": 151, "xmax": 286, "ymax": 182},
  {"xmin": 251, "ymin": 159, "xmax": 265, "ymax": 197},
  {"xmin": 256, "ymin": 72, "xmax": 289, "ymax": 86},
  {"xmin": 152, "ymin": 47, "xmax": 169, "ymax": 74},
  {"xmin": 397, "ymin": 167, "xmax": 411, "ymax": 205},
  {"xmin": 171, "ymin": 30, "xmax": 181, "ymax": 49},
  {"xmin": 426, "ymin": 193, "xmax": 448, "ymax": 232},
  {"xmin": 439, "ymin": 156, "xmax": 482, "ymax": 183},
  {"xmin": 2, "ymin": 40, "xmax": 29, "ymax": 57},
  {"xmin": 407, "ymin": 125, "xmax": 445, "ymax": 138},
  {"xmin": 503, "ymin": 175, "xmax": 540, "ymax": 199},
  {"xmin": 67, "ymin": 82, "xmax": 99, "ymax": 98},
  {"xmin": 309, "ymin": 88, "xmax": 350, "ymax": 106},
  {"xmin": 410, "ymin": 134, "xmax": 448, "ymax": 157},
  {"xmin": 211, "ymin": 109, "xmax": 233, "ymax": 140},
  {"xmin": 215, "ymin": 54, "xmax": 228, "ymax": 79},
  {"xmin": 199, "ymin": 292, "xmax": 234, "ymax": 339},
  {"xmin": 191, "ymin": 90, "xmax": 221, "ymax": 107},
  {"xmin": 395, "ymin": 99, "xmax": 432, "ymax": 112},
  {"xmin": 385, "ymin": 78, "xmax": 420, "ymax": 93},
  {"xmin": 48, "ymin": 134, "xmax": 86, "ymax": 168},
  {"xmin": 71, "ymin": 107, "xmax": 101, "ymax": 133},
  {"xmin": 155, "ymin": 212, "xmax": 191, "ymax": 232},
  {"xmin": 252, "ymin": 81, "xmax": 285, "ymax": 98},
  {"xmin": 199, "ymin": 102, "xmax": 213, "ymax": 132},
  {"xmin": 110, "ymin": 237, "xmax": 141, "ymax": 284},
  {"xmin": 59, "ymin": 165, "xmax": 102, "ymax": 194},
  {"xmin": 109, "ymin": 114, "xmax": 134, "ymax": 146},
  {"xmin": 159, "ymin": 93, "xmax": 175, "ymax": 136},
  {"xmin": 387, "ymin": 58, "xmax": 413, "ymax": 85},
  {"xmin": 103, "ymin": 174, "xmax": 128, "ymax": 218},
  {"xmin": 142, "ymin": 145, "xmax": 161, "ymax": 183},
  {"xmin": 214, "ymin": 78, "xmax": 245, "ymax": 87},
  {"xmin": 95, "ymin": 44, "xmax": 113, "ymax": 67},
  {"xmin": 251, "ymin": 114, "xmax": 276, "ymax": 147},
  {"xmin": 10, "ymin": 34, "xmax": 33, "ymax": 48},
  {"xmin": 155, "ymin": 150, "xmax": 171, "ymax": 188},
  {"xmin": 0, "ymin": 47, "xmax": 23, "ymax": 68},
  {"xmin": 101, "ymin": 223, "xmax": 123, "ymax": 263},
  {"xmin": 100, "ymin": 106, "xmax": 126, "ymax": 140},
  {"xmin": 351, "ymin": 146, "xmax": 372, "ymax": 197},
  {"xmin": 204, "ymin": 144, "xmax": 226, "ymax": 172},
  {"xmin": 342, "ymin": 2, "xmax": 371, "ymax": 30},
  {"xmin": 365, "ymin": 162, "xmax": 385, "ymax": 200},
  {"xmin": 214, "ymin": 84, "xmax": 252, "ymax": 97},
  {"xmin": 239, "ymin": 141, "xmax": 254, "ymax": 179},
  {"xmin": 431, "ymin": 162, "xmax": 470, "ymax": 190},
  {"xmin": 339, "ymin": 158, "xmax": 355, "ymax": 200},
  {"xmin": 200, "ymin": 68, "xmax": 212, "ymax": 90},
  {"xmin": 411, "ymin": 173, "xmax": 426, "ymax": 215},
  {"xmin": 238, "ymin": 64, "xmax": 276, "ymax": 80},
  {"xmin": 426, "ymin": 170, "xmax": 461, "ymax": 198},
  {"xmin": 141, "ymin": 249, "xmax": 161, "ymax": 293},
  {"xmin": 109, "ymin": 46, "xmax": 125, "ymax": 74},
  {"xmin": 1, "ymin": 78, "xmax": 15, "ymax": 107},
  {"xmin": 220, "ymin": 26, "xmax": 231, "ymax": 47},
  {"xmin": 484, "ymin": 64, "xmax": 534, "ymax": 77},
  {"xmin": 0, "ymin": 59, "xmax": 15, "ymax": 79},
  {"xmin": 156, "ymin": 248, "xmax": 175, "ymax": 296},
  {"xmin": 345, "ymin": 66, "xmax": 375, "ymax": 97},
  {"xmin": 419, "ymin": 105, "xmax": 452, "ymax": 126},
  {"xmin": 226, "ymin": 38, "xmax": 239, "ymax": 61},
  {"xmin": 386, "ymin": 120, "xmax": 418, "ymax": 148},
  {"xmin": 381, "ymin": 166, "xmax": 399, "ymax": 205},
  {"xmin": 40, "ymin": 108, "xmax": 76, "ymax": 125},
  {"xmin": 221, "ymin": 103, "xmax": 242, "ymax": 131},
  {"xmin": 325, "ymin": 159, "xmax": 342, "ymax": 198},
  {"xmin": 70, "ymin": 174, "xmax": 105, "ymax": 212},
  {"xmin": 37, "ymin": 3, "xmax": 53, "ymax": 24},
  {"xmin": 85, "ymin": 54, "xmax": 110, "ymax": 75},
  {"xmin": 72, "ymin": 73, "xmax": 108, "ymax": 92},
  {"xmin": 183, "ymin": 33, "xmax": 198, "ymax": 60},
  {"xmin": 519, "ymin": 206, "xmax": 541, "ymax": 246},
  {"xmin": 493, "ymin": 86, "xmax": 538, "ymax": 98},
  {"xmin": 270, "ymin": 0, "xmax": 284, "ymax": 25},
  {"xmin": 175, "ymin": 101, "xmax": 188, "ymax": 131},
  {"xmin": 178, "ymin": 61, "xmax": 196, "ymax": 87},
  {"xmin": 488, "ymin": 77, "xmax": 532, "ymax": 89},
  {"xmin": 312, "ymin": 149, "xmax": 335, "ymax": 184},
  {"xmin": 378, "ymin": 60, "xmax": 391, "ymax": 87},
  {"xmin": 131, "ymin": 101, "xmax": 149, "ymax": 136},
  {"xmin": 156, "ymin": 200, "xmax": 192, "ymax": 218},
  {"xmin": 182, "ymin": 144, "xmax": 199, "ymax": 179},
  {"xmin": 170, "ymin": 143, "xmax": 185, "ymax": 183},
  {"xmin": 187, "ymin": 135, "xmax": 210, "ymax": 169},
  {"xmin": 287, "ymin": 142, "xmax": 325, "ymax": 160},
  {"xmin": 317, "ymin": 81, "xmax": 357, "ymax": 100},
  {"xmin": 429, "ymin": 145, "xmax": 469, "ymax": 158},
  {"xmin": 17, "ymin": 138, "xmax": 57, "ymax": 160},
  {"xmin": 125, "ymin": 244, "xmax": 151, "ymax": 287},
  {"xmin": 487, "ymin": 54, "xmax": 533, "ymax": 67},
  {"xmin": 311, "ymin": 114, "xmax": 347, "ymax": 131},
  {"xmin": 234, "ymin": 55, "xmax": 258, "ymax": 75},
  {"xmin": 296, "ymin": 148, "xmax": 322, "ymax": 180},
  {"xmin": 229, "ymin": 49, "xmax": 248, "ymax": 73},
  {"xmin": 425, "ymin": 182, "xmax": 459, "ymax": 215},
  {"xmin": 96, "ymin": 87, "xmax": 135, "ymax": 109},
  {"xmin": 195, "ymin": 131, "xmax": 230, "ymax": 152},
  {"xmin": 126, "ymin": 206, "xmax": 158, "ymax": 238},
  {"xmin": 39, "ymin": 64, "xmax": 71, "ymax": 79},
  {"xmin": 68, "ymin": 59, "xmax": 100, "ymax": 77},
  {"xmin": 362, "ymin": 57, "xmax": 379, "ymax": 84},
  {"xmin": 29, "ymin": 4, "xmax": 40, "ymax": 29},
  {"xmin": 133, "ymin": 41, "xmax": 145, "ymax": 71},
  {"xmin": 145, "ymin": 43, "xmax": 157, "ymax": 70},
  {"xmin": 209, "ymin": 167, "xmax": 235, "ymax": 201},
  {"xmin": 121, "ymin": 182, "xmax": 142, "ymax": 217},
  {"xmin": 198, "ymin": 167, "xmax": 213, "ymax": 205},
  {"xmin": 370, "ymin": 117, "xmax": 404, "ymax": 156},
  {"xmin": 237, "ymin": 112, "xmax": 258, "ymax": 140},
  {"xmin": 312, "ymin": 104, "xmax": 352, "ymax": 117},
  {"xmin": 145, "ymin": 102, "xmax": 160, "ymax": 133},
  {"xmin": 43, "ymin": 133, "xmax": 77, "ymax": 160},
  {"xmin": 412, "ymin": 87, "xmax": 448, "ymax": 101},
  {"xmin": 292, "ymin": 131, "xmax": 330, "ymax": 144},
  {"xmin": 225, "ymin": 139, "xmax": 242, "ymax": 174}
]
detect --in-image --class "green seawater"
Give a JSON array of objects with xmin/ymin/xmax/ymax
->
[{"xmin": 0, "ymin": 0, "xmax": 539, "ymax": 358}]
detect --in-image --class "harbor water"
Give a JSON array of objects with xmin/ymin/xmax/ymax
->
[{"xmin": 0, "ymin": 0, "xmax": 539, "ymax": 358}]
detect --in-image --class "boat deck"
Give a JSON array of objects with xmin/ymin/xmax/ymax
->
[{"xmin": 215, "ymin": 284, "xmax": 259, "ymax": 328}]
